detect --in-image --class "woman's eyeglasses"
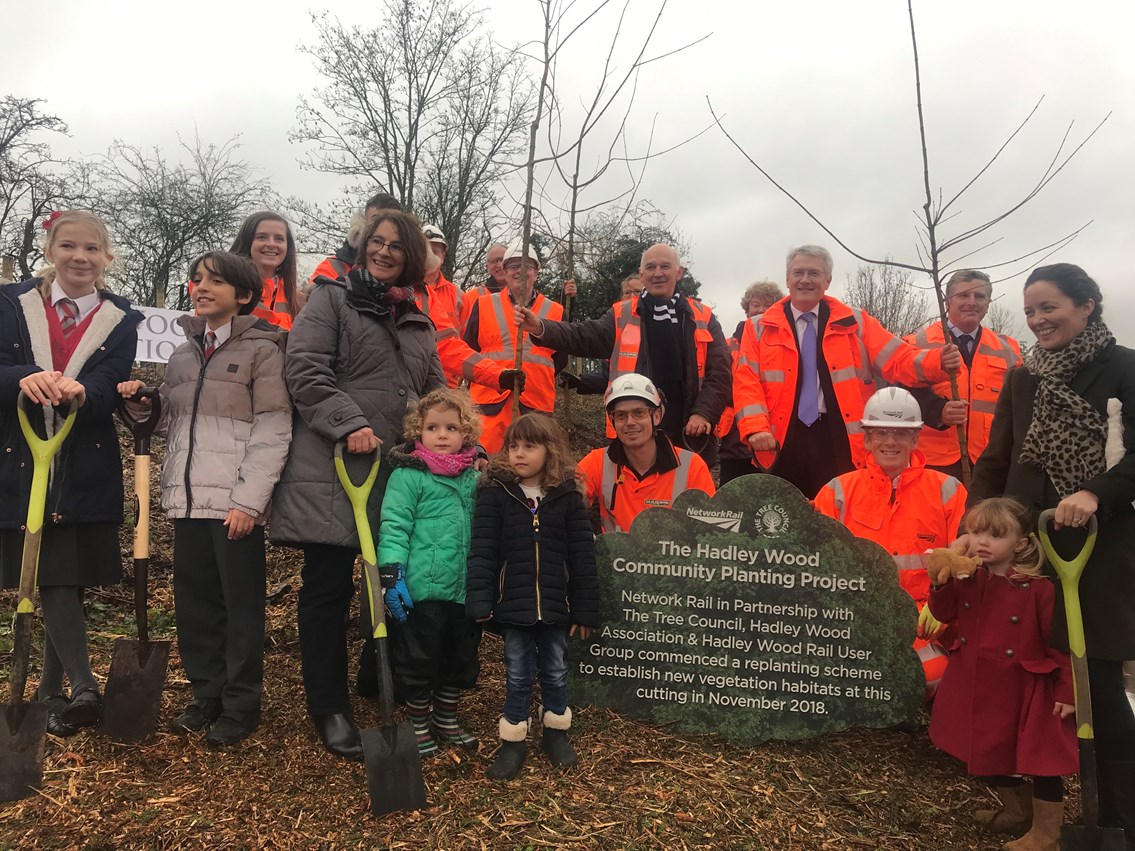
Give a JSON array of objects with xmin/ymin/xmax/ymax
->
[{"xmin": 369, "ymin": 238, "xmax": 405, "ymax": 256}]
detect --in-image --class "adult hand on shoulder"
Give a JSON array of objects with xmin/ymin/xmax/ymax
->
[
  {"xmin": 685, "ymin": 414, "xmax": 712, "ymax": 436},
  {"xmin": 1053, "ymin": 490, "xmax": 1099, "ymax": 529},
  {"xmin": 223, "ymin": 508, "xmax": 257, "ymax": 540},
  {"xmin": 513, "ymin": 305, "xmax": 545, "ymax": 335},
  {"xmin": 346, "ymin": 427, "xmax": 381, "ymax": 454},
  {"xmin": 19, "ymin": 370, "xmax": 64, "ymax": 405},
  {"xmin": 940, "ymin": 399, "xmax": 968, "ymax": 426},
  {"xmin": 748, "ymin": 431, "xmax": 776, "ymax": 453},
  {"xmin": 940, "ymin": 342, "xmax": 961, "ymax": 372}
]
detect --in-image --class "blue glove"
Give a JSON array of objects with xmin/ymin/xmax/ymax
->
[{"xmin": 383, "ymin": 565, "xmax": 414, "ymax": 624}]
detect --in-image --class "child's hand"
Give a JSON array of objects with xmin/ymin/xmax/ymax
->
[
  {"xmin": 1054, "ymin": 701, "xmax": 1075, "ymax": 720},
  {"xmin": 55, "ymin": 377, "xmax": 86, "ymax": 407},
  {"xmin": 19, "ymin": 370, "xmax": 64, "ymax": 405},
  {"xmin": 117, "ymin": 380, "xmax": 148, "ymax": 401},
  {"xmin": 223, "ymin": 508, "xmax": 257, "ymax": 540},
  {"xmin": 570, "ymin": 625, "xmax": 593, "ymax": 640},
  {"xmin": 927, "ymin": 546, "xmax": 981, "ymax": 585}
]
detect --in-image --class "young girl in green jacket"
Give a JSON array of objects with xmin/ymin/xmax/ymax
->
[{"xmin": 378, "ymin": 388, "xmax": 482, "ymax": 756}]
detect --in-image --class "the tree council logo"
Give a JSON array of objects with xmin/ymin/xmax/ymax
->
[
  {"xmin": 685, "ymin": 507, "xmax": 744, "ymax": 533},
  {"xmin": 755, "ymin": 503, "xmax": 790, "ymax": 538}
]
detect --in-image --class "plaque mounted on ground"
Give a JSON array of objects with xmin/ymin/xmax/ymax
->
[{"xmin": 572, "ymin": 474, "xmax": 923, "ymax": 743}]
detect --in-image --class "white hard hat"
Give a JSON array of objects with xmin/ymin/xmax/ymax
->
[
  {"xmin": 503, "ymin": 238, "xmax": 540, "ymax": 267},
  {"xmin": 422, "ymin": 224, "xmax": 447, "ymax": 247},
  {"xmin": 604, "ymin": 373, "xmax": 662, "ymax": 409},
  {"xmin": 861, "ymin": 387, "xmax": 923, "ymax": 429}
]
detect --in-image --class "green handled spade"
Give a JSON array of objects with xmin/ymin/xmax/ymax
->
[
  {"xmin": 1, "ymin": 392, "xmax": 77, "ymax": 803},
  {"xmin": 1037, "ymin": 509, "xmax": 1126, "ymax": 850},
  {"xmin": 333, "ymin": 441, "xmax": 427, "ymax": 817}
]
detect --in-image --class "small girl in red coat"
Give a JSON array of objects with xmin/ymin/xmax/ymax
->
[{"xmin": 929, "ymin": 497, "xmax": 1077, "ymax": 851}]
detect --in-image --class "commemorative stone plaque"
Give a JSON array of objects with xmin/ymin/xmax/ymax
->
[{"xmin": 572, "ymin": 474, "xmax": 923, "ymax": 742}]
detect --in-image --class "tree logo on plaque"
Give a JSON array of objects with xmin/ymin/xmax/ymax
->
[{"xmin": 572, "ymin": 474, "xmax": 924, "ymax": 743}]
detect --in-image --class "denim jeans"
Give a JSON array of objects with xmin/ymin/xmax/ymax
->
[{"xmin": 501, "ymin": 623, "xmax": 570, "ymax": 723}]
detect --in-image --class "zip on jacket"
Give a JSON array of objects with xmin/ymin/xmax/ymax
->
[{"xmin": 182, "ymin": 331, "xmax": 229, "ymax": 518}]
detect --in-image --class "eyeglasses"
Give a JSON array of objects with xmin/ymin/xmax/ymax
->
[
  {"xmin": 864, "ymin": 427, "xmax": 919, "ymax": 440},
  {"xmin": 368, "ymin": 238, "xmax": 405, "ymax": 256},
  {"xmin": 610, "ymin": 407, "xmax": 653, "ymax": 424}
]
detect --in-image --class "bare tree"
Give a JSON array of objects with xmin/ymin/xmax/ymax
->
[
  {"xmin": 84, "ymin": 135, "xmax": 270, "ymax": 307},
  {"xmin": 985, "ymin": 299, "xmax": 1026, "ymax": 342},
  {"xmin": 0, "ymin": 97, "xmax": 69, "ymax": 279},
  {"xmin": 291, "ymin": 0, "xmax": 533, "ymax": 283},
  {"xmin": 840, "ymin": 262, "xmax": 930, "ymax": 339},
  {"xmin": 708, "ymin": 0, "xmax": 1107, "ymax": 481}
]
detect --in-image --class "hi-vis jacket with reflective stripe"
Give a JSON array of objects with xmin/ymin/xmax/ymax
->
[
  {"xmin": 413, "ymin": 273, "xmax": 468, "ymax": 388},
  {"xmin": 734, "ymin": 296, "xmax": 950, "ymax": 467},
  {"xmin": 458, "ymin": 279, "xmax": 505, "ymax": 332},
  {"xmin": 814, "ymin": 449, "xmax": 967, "ymax": 604},
  {"xmin": 904, "ymin": 324, "xmax": 1022, "ymax": 466},
  {"xmin": 578, "ymin": 434, "xmax": 716, "ymax": 533},
  {"xmin": 534, "ymin": 294, "xmax": 731, "ymax": 440},
  {"xmin": 306, "ymin": 242, "xmax": 355, "ymax": 291},
  {"xmin": 463, "ymin": 290, "xmax": 564, "ymax": 411}
]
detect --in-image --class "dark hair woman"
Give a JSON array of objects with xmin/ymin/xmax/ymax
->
[
  {"xmin": 228, "ymin": 212, "xmax": 300, "ymax": 328},
  {"xmin": 967, "ymin": 262, "xmax": 1135, "ymax": 839},
  {"xmin": 269, "ymin": 209, "xmax": 443, "ymax": 760}
]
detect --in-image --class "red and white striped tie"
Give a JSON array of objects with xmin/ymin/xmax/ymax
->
[
  {"xmin": 203, "ymin": 330, "xmax": 217, "ymax": 360},
  {"xmin": 58, "ymin": 298, "xmax": 78, "ymax": 339}
]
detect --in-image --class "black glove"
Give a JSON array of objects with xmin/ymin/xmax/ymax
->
[
  {"xmin": 378, "ymin": 563, "xmax": 400, "ymax": 589},
  {"xmin": 499, "ymin": 369, "xmax": 526, "ymax": 393},
  {"xmin": 558, "ymin": 371, "xmax": 582, "ymax": 390}
]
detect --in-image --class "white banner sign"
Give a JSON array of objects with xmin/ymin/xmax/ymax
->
[{"xmin": 137, "ymin": 306, "xmax": 191, "ymax": 363}]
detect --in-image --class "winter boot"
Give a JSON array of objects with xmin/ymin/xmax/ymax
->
[
  {"xmin": 431, "ymin": 686, "xmax": 479, "ymax": 749},
  {"xmin": 1003, "ymin": 799, "xmax": 1063, "ymax": 851},
  {"xmin": 404, "ymin": 698, "xmax": 438, "ymax": 757},
  {"xmin": 976, "ymin": 782, "xmax": 1033, "ymax": 834},
  {"xmin": 540, "ymin": 706, "xmax": 577, "ymax": 768},
  {"xmin": 487, "ymin": 718, "xmax": 528, "ymax": 781}
]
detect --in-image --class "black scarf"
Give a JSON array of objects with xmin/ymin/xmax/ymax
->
[
  {"xmin": 350, "ymin": 267, "xmax": 415, "ymax": 318},
  {"xmin": 1019, "ymin": 320, "xmax": 1114, "ymax": 498}
]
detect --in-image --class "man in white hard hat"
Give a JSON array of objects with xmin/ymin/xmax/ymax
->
[
  {"xmin": 578, "ymin": 373, "xmax": 716, "ymax": 533},
  {"xmin": 460, "ymin": 239, "xmax": 566, "ymax": 453},
  {"xmin": 814, "ymin": 387, "xmax": 967, "ymax": 699},
  {"xmin": 414, "ymin": 223, "xmax": 472, "ymax": 388}
]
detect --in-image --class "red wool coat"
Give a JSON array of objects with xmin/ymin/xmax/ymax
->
[{"xmin": 928, "ymin": 569, "xmax": 1078, "ymax": 777}]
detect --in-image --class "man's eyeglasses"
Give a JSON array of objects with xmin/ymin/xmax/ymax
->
[
  {"xmin": 864, "ymin": 427, "xmax": 918, "ymax": 440},
  {"xmin": 610, "ymin": 407, "xmax": 652, "ymax": 425},
  {"xmin": 369, "ymin": 238, "xmax": 405, "ymax": 256}
]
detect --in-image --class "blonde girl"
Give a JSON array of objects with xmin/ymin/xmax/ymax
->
[
  {"xmin": 377, "ymin": 389, "xmax": 482, "ymax": 756},
  {"xmin": 466, "ymin": 414, "xmax": 599, "ymax": 780},
  {"xmin": 929, "ymin": 497, "xmax": 1077, "ymax": 849},
  {"xmin": 0, "ymin": 210, "xmax": 143, "ymax": 735}
]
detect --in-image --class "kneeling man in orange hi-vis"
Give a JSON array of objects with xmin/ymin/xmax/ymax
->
[
  {"xmin": 460, "ymin": 239, "xmax": 566, "ymax": 454},
  {"xmin": 578, "ymin": 373, "xmax": 715, "ymax": 533},
  {"xmin": 813, "ymin": 387, "xmax": 966, "ymax": 699}
]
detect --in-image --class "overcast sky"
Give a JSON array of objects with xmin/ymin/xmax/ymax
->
[{"xmin": 8, "ymin": 0, "xmax": 1132, "ymax": 342}]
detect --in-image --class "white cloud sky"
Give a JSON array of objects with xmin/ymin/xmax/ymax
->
[{"xmin": 7, "ymin": 0, "xmax": 1133, "ymax": 342}]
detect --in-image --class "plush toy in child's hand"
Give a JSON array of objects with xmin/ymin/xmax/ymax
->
[{"xmin": 927, "ymin": 547, "xmax": 981, "ymax": 585}]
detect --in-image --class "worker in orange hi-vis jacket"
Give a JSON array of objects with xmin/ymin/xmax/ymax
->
[
  {"xmin": 414, "ymin": 224, "xmax": 474, "ymax": 389},
  {"xmin": 460, "ymin": 239, "xmax": 567, "ymax": 454},
  {"xmin": 814, "ymin": 387, "xmax": 967, "ymax": 699},
  {"xmin": 578, "ymin": 373, "xmax": 715, "ymax": 534},
  {"xmin": 305, "ymin": 192, "xmax": 403, "ymax": 291},
  {"xmin": 458, "ymin": 242, "xmax": 509, "ymax": 333}
]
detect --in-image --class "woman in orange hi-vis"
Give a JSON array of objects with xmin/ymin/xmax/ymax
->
[
  {"xmin": 814, "ymin": 387, "xmax": 967, "ymax": 700},
  {"xmin": 229, "ymin": 212, "xmax": 301, "ymax": 330}
]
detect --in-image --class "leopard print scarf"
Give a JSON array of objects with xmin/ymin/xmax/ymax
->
[{"xmin": 1019, "ymin": 320, "xmax": 1114, "ymax": 498}]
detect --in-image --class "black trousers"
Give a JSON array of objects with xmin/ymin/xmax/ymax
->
[
  {"xmin": 173, "ymin": 520, "xmax": 266, "ymax": 712},
  {"xmin": 719, "ymin": 457, "xmax": 759, "ymax": 485},
  {"xmin": 390, "ymin": 600, "xmax": 481, "ymax": 703},
  {"xmin": 298, "ymin": 543, "xmax": 360, "ymax": 716},
  {"xmin": 775, "ymin": 414, "xmax": 854, "ymax": 499}
]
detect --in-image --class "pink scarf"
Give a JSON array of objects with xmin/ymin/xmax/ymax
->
[{"xmin": 411, "ymin": 441, "xmax": 477, "ymax": 477}]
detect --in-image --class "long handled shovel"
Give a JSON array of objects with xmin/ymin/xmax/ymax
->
[
  {"xmin": 1037, "ymin": 509, "xmax": 1127, "ymax": 850},
  {"xmin": 333, "ymin": 442, "xmax": 427, "ymax": 817},
  {"xmin": 1, "ymin": 393, "xmax": 76, "ymax": 802},
  {"xmin": 101, "ymin": 388, "xmax": 170, "ymax": 743}
]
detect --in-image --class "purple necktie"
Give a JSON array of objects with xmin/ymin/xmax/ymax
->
[{"xmin": 798, "ymin": 312, "xmax": 819, "ymax": 426}]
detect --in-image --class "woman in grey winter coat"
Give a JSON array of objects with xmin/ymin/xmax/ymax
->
[{"xmin": 270, "ymin": 209, "xmax": 444, "ymax": 760}]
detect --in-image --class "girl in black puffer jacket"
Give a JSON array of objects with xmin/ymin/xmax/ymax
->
[{"xmin": 466, "ymin": 414, "xmax": 599, "ymax": 780}]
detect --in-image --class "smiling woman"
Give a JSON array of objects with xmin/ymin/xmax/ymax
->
[
  {"xmin": 968, "ymin": 262, "xmax": 1135, "ymax": 835},
  {"xmin": 228, "ymin": 212, "xmax": 300, "ymax": 330}
]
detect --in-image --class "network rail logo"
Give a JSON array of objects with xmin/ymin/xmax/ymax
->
[{"xmin": 685, "ymin": 507, "xmax": 744, "ymax": 533}]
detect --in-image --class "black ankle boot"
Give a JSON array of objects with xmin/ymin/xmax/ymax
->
[{"xmin": 312, "ymin": 713, "xmax": 363, "ymax": 761}]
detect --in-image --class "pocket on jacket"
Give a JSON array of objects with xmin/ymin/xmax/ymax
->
[{"xmin": 1018, "ymin": 658, "xmax": 1060, "ymax": 676}]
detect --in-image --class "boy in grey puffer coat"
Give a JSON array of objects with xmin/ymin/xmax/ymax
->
[{"xmin": 119, "ymin": 251, "xmax": 292, "ymax": 747}]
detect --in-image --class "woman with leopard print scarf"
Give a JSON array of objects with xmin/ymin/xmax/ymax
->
[{"xmin": 968, "ymin": 263, "xmax": 1135, "ymax": 844}]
